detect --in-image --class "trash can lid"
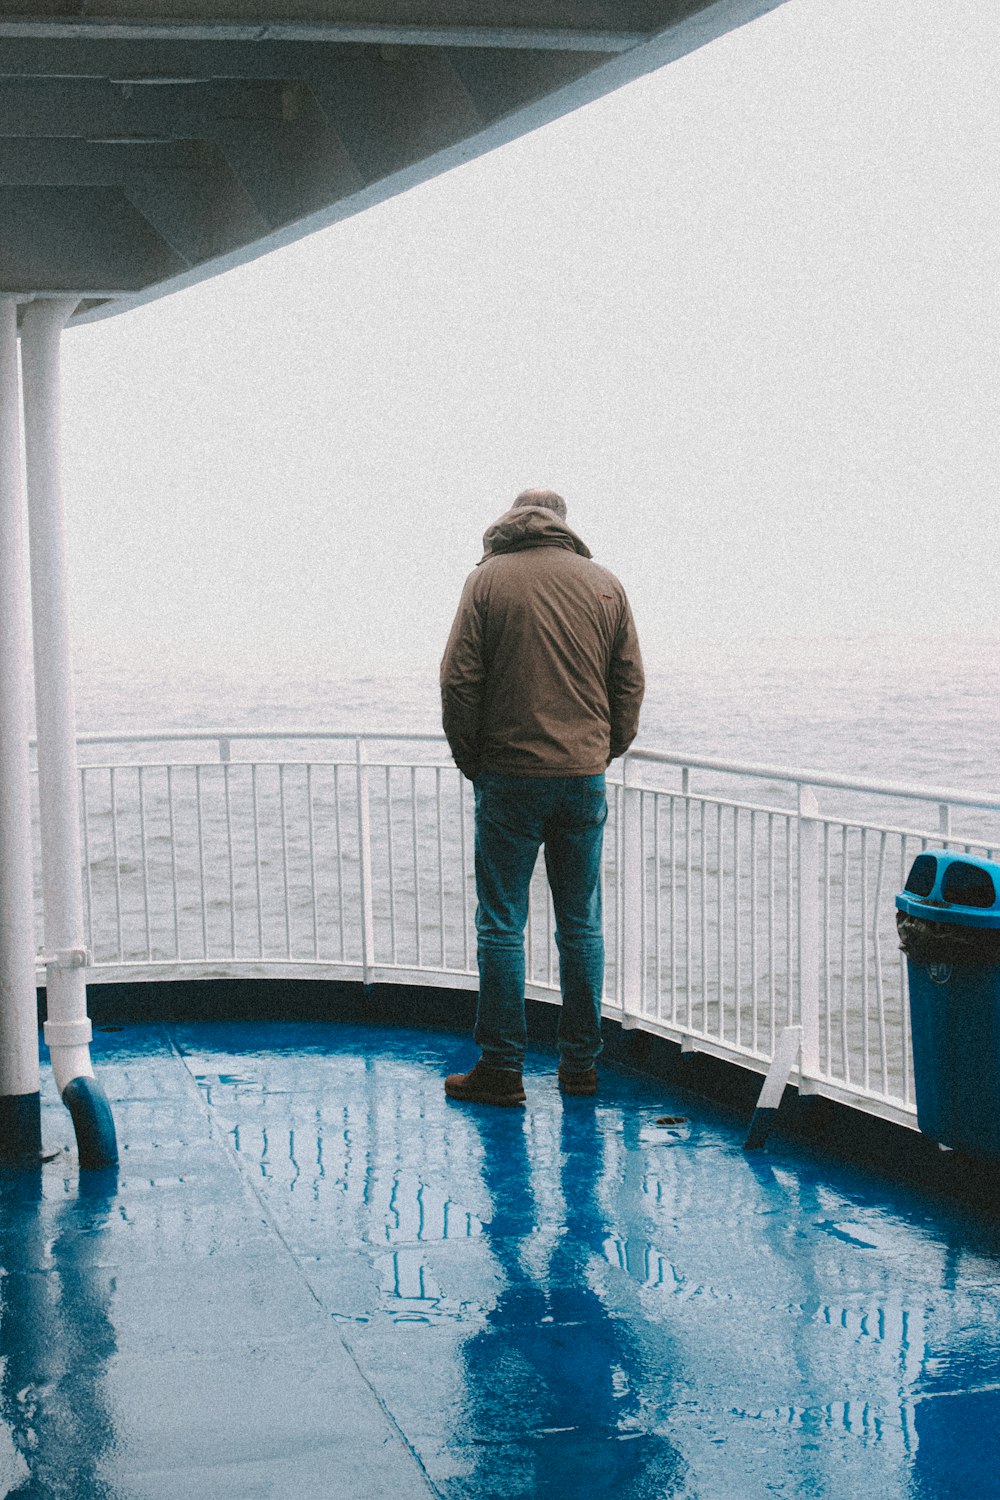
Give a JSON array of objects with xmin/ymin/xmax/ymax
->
[{"xmin": 896, "ymin": 849, "xmax": 1000, "ymax": 929}]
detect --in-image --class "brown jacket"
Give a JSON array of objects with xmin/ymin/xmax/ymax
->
[{"xmin": 440, "ymin": 506, "xmax": 645, "ymax": 779}]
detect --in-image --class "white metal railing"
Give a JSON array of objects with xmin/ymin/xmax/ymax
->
[{"xmin": 32, "ymin": 730, "xmax": 1000, "ymax": 1129}]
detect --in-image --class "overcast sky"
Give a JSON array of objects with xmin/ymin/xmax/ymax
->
[{"xmin": 57, "ymin": 0, "xmax": 999, "ymax": 678}]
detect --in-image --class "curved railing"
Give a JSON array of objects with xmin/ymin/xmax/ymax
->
[{"xmin": 36, "ymin": 730, "xmax": 1000, "ymax": 1129}]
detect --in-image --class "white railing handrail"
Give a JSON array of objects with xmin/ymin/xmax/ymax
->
[
  {"xmin": 69, "ymin": 729, "xmax": 447, "ymax": 746},
  {"xmin": 57, "ymin": 727, "xmax": 1000, "ymax": 815},
  {"xmin": 60, "ymin": 730, "xmax": 1000, "ymax": 1132},
  {"xmin": 626, "ymin": 747, "xmax": 1000, "ymax": 813}
]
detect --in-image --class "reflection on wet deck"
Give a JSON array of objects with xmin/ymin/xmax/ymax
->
[{"xmin": 3, "ymin": 1020, "xmax": 1000, "ymax": 1498}]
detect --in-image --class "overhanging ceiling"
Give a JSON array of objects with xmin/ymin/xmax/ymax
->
[{"xmin": 0, "ymin": 1, "xmax": 789, "ymax": 325}]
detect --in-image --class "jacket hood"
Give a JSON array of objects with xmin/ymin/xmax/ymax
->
[{"xmin": 480, "ymin": 505, "xmax": 592, "ymax": 563}]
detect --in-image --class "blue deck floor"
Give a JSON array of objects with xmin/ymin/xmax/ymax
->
[{"xmin": 3, "ymin": 1020, "xmax": 1000, "ymax": 1499}]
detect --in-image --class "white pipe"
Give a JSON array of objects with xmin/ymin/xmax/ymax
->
[
  {"xmin": 0, "ymin": 298, "xmax": 41, "ymax": 1113},
  {"xmin": 20, "ymin": 297, "xmax": 95, "ymax": 1094}
]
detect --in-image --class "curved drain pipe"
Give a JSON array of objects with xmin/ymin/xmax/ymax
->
[
  {"xmin": 42, "ymin": 956, "xmax": 118, "ymax": 1170},
  {"xmin": 21, "ymin": 299, "xmax": 118, "ymax": 1170},
  {"xmin": 61, "ymin": 1077, "xmax": 118, "ymax": 1171}
]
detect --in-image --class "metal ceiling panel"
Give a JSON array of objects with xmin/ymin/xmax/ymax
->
[{"xmin": 0, "ymin": 0, "xmax": 790, "ymax": 323}]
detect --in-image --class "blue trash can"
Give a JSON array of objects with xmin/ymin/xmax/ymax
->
[{"xmin": 897, "ymin": 850, "xmax": 1000, "ymax": 1155}]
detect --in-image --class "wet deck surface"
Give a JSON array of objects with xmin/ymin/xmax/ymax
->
[{"xmin": 3, "ymin": 1020, "xmax": 1000, "ymax": 1499}]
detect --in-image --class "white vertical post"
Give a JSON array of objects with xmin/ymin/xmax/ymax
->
[
  {"xmin": 355, "ymin": 737, "xmax": 375, "ymax": 986},
  {"xmin": 20, "ymin": 299, "xmax": 96, "ymax": 1093},
  {"xmin": 621, "ymin": 758, "xmax": 643, "ymax": 1025},
  {"xmin": 797, "ymin": 783, "xmax": 820, "ymax": 1094},
  {"xmin": 0, "ymin": 298, "xmax": 42, "ymax": 1159}
]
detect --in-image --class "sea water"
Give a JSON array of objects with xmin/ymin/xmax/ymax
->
[{"xmin": 72, "ymin": 633, "xmax": 999, "ymax": 795}]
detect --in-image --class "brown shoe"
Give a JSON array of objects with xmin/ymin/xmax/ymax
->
[
  {"xmin": 558, "ymin": 1064, "xmax": 598, "ymax": 1096},
  {"xmin": 445, "ymin": 1059, "xmax": 526, "ymax": 1107}
]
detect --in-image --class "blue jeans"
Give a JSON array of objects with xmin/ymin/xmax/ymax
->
[{"xmin": 473, "ymin": 772, "xmax": 607, "ymax": 1073}]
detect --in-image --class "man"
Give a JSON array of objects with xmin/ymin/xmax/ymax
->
[{"xmin": 440, "ymin": 487, "xmax": 645, "ymax": 1105}]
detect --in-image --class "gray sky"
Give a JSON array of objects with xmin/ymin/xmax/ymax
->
[{"xmin": 58, "ymin": 0, "xmax": 999, "ymax": 676}]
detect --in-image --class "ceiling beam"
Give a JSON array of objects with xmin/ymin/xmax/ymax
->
[
  {"xmin": 303, "ymin": 48, "xmax": 487, "ymax": 183},
  {"xmin": 447, "ymin": 45, "xmax": 608, "ymax": 124},
  {"xmin": 0, "ymin": 77, "xmax": 291, "ymax": 141},
  {"xmin": 122, "ymin": 166, "xmax": 265, "ymax": 264},
  {"xmin": 0, "ymin": 138, "xmax": 205, "ymax": 185},
  {"xmin": 0, "ymin": 20, "xmax": 643, "ymax": 52},
  {"xmin": 208, "ymin": 88, "xmax": 365, "ymax": 225},
  {"xmin": 0, "ymin": 186, "xmax": 187, "ymax": 294},
  {"xmin": 0, "ymin": 37, "xmax": 343, "ymax": 80},
  {"xmin": 0, "ymin": 138, "xmax": 271, "ymax": 262},
  {"xmin": 0, "ymin": 77, "xmax": 368, "ymax": 250}
]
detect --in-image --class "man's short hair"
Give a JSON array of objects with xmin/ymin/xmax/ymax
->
[{"xmin": 513, "ymin": 487, "xmax": 567, "ymax": 520}]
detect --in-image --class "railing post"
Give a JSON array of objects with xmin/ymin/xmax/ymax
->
[
  {"xmin": 620, "ymin": 757, "xmax": 643, "ymax": 1024},
  {"xmin": 355, "ymin": 737, "xmax": 375, "ymax": 986},
  {"xmin": 938, "ymin": 803, "xmax": 951, "ymax": 842},
  {"xmin": 797, "ymin": 783, "xmax": 820, "ymax": 1094}
]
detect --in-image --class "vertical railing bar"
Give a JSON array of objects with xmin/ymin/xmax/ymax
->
[
  {"xmin": 195, "ymin": 764, "xmax": 208, "ymax": 959},
  {"xmin": 80, "ymin": 769, "xmax": 94, "ymax": 954},
  {"xmin": 684, "ymin": 784, "xmax": 692, "ymax": 1031},
  {"xmin": 168, "ymin": 765, "xmax": 180, "ymax": 960},
  {"xmin": 279, "ymin": 764, "xmax": 291, "ymax": 958},
  {"xmin": 716, "ymin": 800, "xmax": 723, "ymax": 1039},
  {"xmin": 138, "ymin": 765, "xmax": 152, "ymax": 960},
  {"xmin": 334, "ymin": 763, "xmax": 345, "ymax": 961},
  {"xmin": 526, "ymin": 869, "xmax": 534, "ymax": 981},
  {"xmin": 386, "ymin": 765, "xmax": 397, "ymax": 965},
  {"xmin": 861, "ymin": 827, "xmax": 870, "ymax": 1092},
  {"xmin": 750, "ymin": 808, "xmax": 758, "ymax": 1052},
  {"xmin": 654, "ymin": 794, "xmax": 661, "ymax": 1021},
  {"xmin": 637, "ymin": 788, "xmax": 647, "ymax": 1015},
  {"xmin": 669, "ymin": 793, "xmax": 677, "ymax": 1025},
  {"xmin": 872, "ymin": 830, "xmax": 889, "ymax": 1096},
  {"xmin": 611, "ymin": 781, "xmax": 620, "ymax": 1005},
  {"xmin": 616, "ymin": 780, "xmax": 624, "ymax": 1005},
  {"xmin": 822, "ymin": 821, "xmax": 831, "ymax": 1077},
  {"xmin": 767, "ymin": 813, "xmax": 775, "ymax": 1047},
  {"xmin": 840, "ymin": 825, "xmax": 850, "ymax": 1085},
  {"xmin": 356, "ymin": 740, "xmax": 376, "ymax": 979},
  {"xmin": 900, "ymin": 835, "xmax": 912, "ymax": 1106},
  {"xmin": 547, "ymin": 881, "xmax": 554, "ymax": 989},
  {"xmin": 224, "ymin": 762, "xmax": 236, "ymax": 959},
  {"xmin": 109, "ymin": 766, "xmax": 124, "ymax": 961},
  {"xmin": 251, "ymin": 763, "xmax": 264, "ymax": 960},
  {"xmin": 411, "ymin": 766, "xmax": 421, "ymax": 968},
  {"xmin": 733, "ymin": 804, "xmax": 741, "ymax": 1048},
  {"xmin": 700, "ymin": 801, "xmax": 708, "ymax": 1034},
  {"xmin": 784, "ymin": 815, "xmax": 793, "ymax": 1025},
  {"xmin": 436, "ymin": 767, "xmax": 445, "ymax": 969},
  {"xmin": 797, "ymin": 785, "xmax": 820, "ymax": 1090},
  {"xmin": 599, "ymin": 795, "xmax": 608, "ymax": 1001},
  {"xmin": 306, "ymin": 763, "xmax": 319, "ymax": 960},
  {"xmin": 459, "ymin": 774, "xmax": 470, "ymax": 973}
]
